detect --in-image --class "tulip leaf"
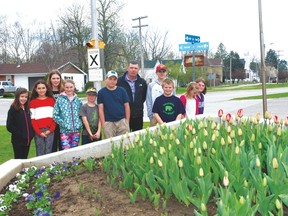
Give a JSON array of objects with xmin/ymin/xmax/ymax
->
[
  {"xmin": 257, "ymin": 194, "xmax": 275, "ymax": 215},
  {"xmin": 134, "ymin": 182, "xmax": 146, "ymax": 200},
  {"xmin": 145, "ymin": 170, "xmax": 157, "ymax": 191},
  {"xmin": 279, "ymin": 194, "xmax": 288, "ymax": 207},
  {"xmin": 145, "ymin": 187, "xmax": 154, "ymax": 202},
  {"xmin": 153, "ymin": 192, "xmax": 160, "ymax": 208},
  {"xmin": 281, "ymin": 162, "xmax": 288, "ymax": 178},
  {"xmin": 129, "ymin": 186, "xmax": 139, "ymax": 204}
]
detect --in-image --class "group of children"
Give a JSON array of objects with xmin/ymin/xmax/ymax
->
[
  {"xmin": 146, "ymin": 64, "xmax": 207, "ymax": 125},
  {"xmin": 6, "ymin": 65, "xmax": 206, "ymax": 160},
  {"xmin": 6, "ymin": 70, "xmax": 94, "ymax": 159}
]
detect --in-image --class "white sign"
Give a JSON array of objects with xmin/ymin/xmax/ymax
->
[
  {"xmin": 89, "ymin": 68, "xmax": 103, "ymax": 81},
  {"xmin": 87, "ymin": 49, "xmax": 100, "ymax": 69}
]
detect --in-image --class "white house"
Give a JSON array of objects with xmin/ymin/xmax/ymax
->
[{"xmin": 0, "ymin": 62, "xmax": 87, "ymax": 91}]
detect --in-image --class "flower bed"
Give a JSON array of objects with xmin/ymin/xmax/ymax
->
[
  {"xmin": 102, "ymin": 110, "xmax": 288, "ymax": 215},
  {"xmin": 1, "ymin": 110, "xmax": 288, "ymax": 215}
]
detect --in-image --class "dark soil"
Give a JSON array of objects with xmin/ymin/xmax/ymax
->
[{"xmin": 4, "ymin": 167, "xmax": 217, "ymax": 216}]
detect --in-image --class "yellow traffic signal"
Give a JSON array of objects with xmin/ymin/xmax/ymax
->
[
  {"xmin": 98, "ymin": 40, "xmax": 105, "ymax": 49},
  {"xmin": 86, "ymin": 39, "xmax": 105, "ymax": 49},
  {"xmin": 86, "ymin": 39, "xmax": 95, "ymax": 48}
]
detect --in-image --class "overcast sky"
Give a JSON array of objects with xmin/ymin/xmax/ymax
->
[{"xmin": 1, "ymin": 0, "xmax": 287, "ymax": 61}]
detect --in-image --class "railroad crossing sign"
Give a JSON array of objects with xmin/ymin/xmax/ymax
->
[
  {"xmin": 185, "ymin": 34, "xmax": 200, "ymax": 43},
  {"xmin": 87, "ymin": 48, "xmax": 100, "ymax": 69}
]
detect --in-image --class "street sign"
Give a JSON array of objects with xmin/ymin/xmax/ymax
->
[
  {"xmin": 184, "ymin": 55, "xmax": 204, "ymax": 67},
  {"xmin": 185, "ymin": 34, "xmax": 200, "ymax": 43},
  {"xmin": 87, "ymin": 48, "xmax": 100, "ymax": 69},
  {"xmin": 89, "ymin": 68, "xmax": 103, "ymax": 81},
  {"xmin": 179, "ymin": 43, "xmax": 194, "ymax": 52},
  {"xmin": 193, "ymin": 42, "xmax": 209, "ymax": 50},
  {"xmin": 179, "ymin": 42, "xmax": 209, "ymax": 52}
]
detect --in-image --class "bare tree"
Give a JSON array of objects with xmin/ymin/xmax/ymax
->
[
  {"xmin": 0, "ymin": 16, "xmax": 12, "ymax": 63},
  {"xmin": 56, "ymin": 3, "xmax": 91, "ymax": 70},
  {"xmin": 118, "ymin": 31, "xmax": 141, "ymax": 66},
  {"xmin": 97, "ymin": 0, "xmax": 126, "ymax": 71},
  {"xmin": 143, "ymin": 29, "xmax": 172, "ymax": 61}
]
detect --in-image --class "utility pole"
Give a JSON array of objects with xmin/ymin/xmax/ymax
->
[
  {"xmin": 258, "ymin": 0, "xmax": 267, "ymax": 118},
  {"xmin": 132, "ymin": 16, "xmax": 148, "ymax": 77},
  {"xmin": 90, "ymin": 0, "xmax": 101, "ymax": 91},
  {"xmin": 229, "ymin": 55, "xmax": 232, "ymax": 84}
]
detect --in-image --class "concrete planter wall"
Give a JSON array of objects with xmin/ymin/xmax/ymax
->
[{"xmin": 0, "ymin": 117, "xmax": 192, "ymax": 191}]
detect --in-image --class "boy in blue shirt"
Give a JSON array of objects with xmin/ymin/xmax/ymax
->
[
  {"xmin": 152, "ymin": 78, "xmax": 185, "ymax": 124},
  {"xmin": 97, "ymin": 71, "xmax": 130, "ymax": 138}
]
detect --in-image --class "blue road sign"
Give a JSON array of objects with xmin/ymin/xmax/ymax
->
[
  {"xmin": 193, "ymin": 42, "xmax": 209, "ymax": 51},
  {"xmin": 179, "ymin": 43, "xmax": 194, "ymax": 52},
  {"xmin": 179, "ymin": 42, "xmax": 209, "ymax": 52},
  {"xmin": 185, "ymin": 34, "xmax": 200, "ymax": 43}
]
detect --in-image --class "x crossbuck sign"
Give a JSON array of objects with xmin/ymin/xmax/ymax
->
[{"xmin": 87, "ymin": 48, "xmax": 100, "ymax": 69}]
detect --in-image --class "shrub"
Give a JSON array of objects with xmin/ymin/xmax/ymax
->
[{"xmin": 84, "ymin": 82, "xmax": 95, "ymax": 91}]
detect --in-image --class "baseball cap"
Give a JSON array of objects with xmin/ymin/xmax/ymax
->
[
  {"xmin": 86, "ymin": 87, "xmax": 98, "ymax": 95},
  {"xmin": 156, "ymin": 64, "xmax": 167, "ymax": 72},
  {"xmin": 106, "ymin": 70, "xmax": 118, "ymax": 78}
]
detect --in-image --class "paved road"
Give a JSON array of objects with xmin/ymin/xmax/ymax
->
[
  {"xmin": 1, "ymin": 87, "xmax": 287, "ymax": 125},
  {"xmin": 203, "ymin": 87, "xmax": 288, "ymax": 119}
]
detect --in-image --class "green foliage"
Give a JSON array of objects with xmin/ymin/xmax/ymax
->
[
  {"xmin": 2, "ymin": 93, "xmax": 15, "ymax": 98},
  {"xmin": 83, "ymin": 157, "xmax": 96, "ymax": 172},
  {"xmin": 265, "ymin": 49, "xmax": 278, "ymax": 68},
  {"xmin": 102, "ymin": 115, "xmax": 288, "ymax": 215},
  {"xmin": 84, "ymin": 81, "xmax": 95, "ymax": 91}
]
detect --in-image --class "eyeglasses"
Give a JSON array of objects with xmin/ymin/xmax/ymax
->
[{"xmin": 157, "ymin": 69, "xmax": 166, "ymax": 73}]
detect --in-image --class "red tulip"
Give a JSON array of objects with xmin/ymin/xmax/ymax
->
[
  {"xmin": 218, "ymin": 109, "xmax": 223, "ymax": 118},
  {"xmin": 237, "ymin": 109, "xmax": 244, "ymax": 118},
  {"xmin": 285, "ymin": 116, "xmax": 288, "ymax": 126},
  {"xmin": 274, "ymin": 115, "xmax": 279, "ymax": 124},
  {"xmin": 226, "ymin": 113, "xmax": 232, "ymax": 122}
]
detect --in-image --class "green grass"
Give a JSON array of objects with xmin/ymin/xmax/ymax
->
[
  {"xmin": 0, "ymin": 126, "xmax": 36, "ymax": 164},
  {"xmin": 0, "ymin": 122, "xmax": 151, "ymax": 165},
  {"xmin": 232, "ymin": 92, "xmax": 288, "ymax": 100},
  {"xmin": 210, "ymin": 83, "xmax": 288, "ymax": 91}
]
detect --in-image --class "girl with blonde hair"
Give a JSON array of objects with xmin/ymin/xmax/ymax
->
[{"xmin": 179, "ymin": 82, "xmax": 199, "ymax": 118}]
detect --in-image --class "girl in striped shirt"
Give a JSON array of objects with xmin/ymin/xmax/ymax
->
[{"xmin": 30, "ymin": 80, "xmax": 56, "ymax": 156}]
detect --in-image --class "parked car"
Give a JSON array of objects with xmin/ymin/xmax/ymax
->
[{"xmin": 0, "ymin": 81, "xmax": 18, "ymax": 96}]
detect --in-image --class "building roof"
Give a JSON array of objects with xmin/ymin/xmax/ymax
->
[
  {"xmin": 144, "ymin": 60, "xmax": 157, "ymax": 69},
  {"xmin": 0, "ymin": 62, "xmax": 87, "ymax": 75},
  {"xmin": 0, "ymin": 63, "xmax": 50, "ymax": 75}
]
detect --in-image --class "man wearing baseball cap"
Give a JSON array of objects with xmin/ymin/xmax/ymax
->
[
  {"xmin": 97, "ymin": 70, "xmax": 130, "ymax": 138},
  {"xmin": 117, "ymin": 60, "xmax": 147, "ymax": 132},
  {"xmin": 146, "ymin": 63, "xmax": 175, "ymax": 126}
]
